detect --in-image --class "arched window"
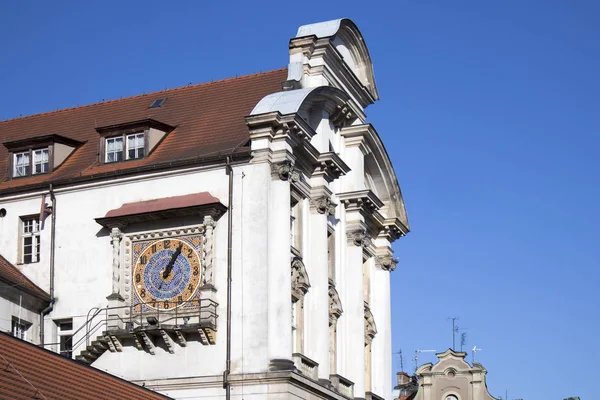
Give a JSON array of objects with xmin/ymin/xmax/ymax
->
[{"xmin": 446, "ymin": 395, "xmax": 459, "ymax": 400}]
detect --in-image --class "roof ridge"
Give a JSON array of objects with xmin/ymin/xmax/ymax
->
[{"xmin": 0, "ymin": 68, "xmax": 287, "ymax": 124}]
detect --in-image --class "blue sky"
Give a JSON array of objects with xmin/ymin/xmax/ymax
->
[{"xmin": 1, "ymin": 1, "xmax": 598, "ymax": 399}]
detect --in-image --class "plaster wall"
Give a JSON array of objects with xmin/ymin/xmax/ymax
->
[{"xmin": 0, "ymin": 296, "xmax": 41, "ymax": 344}]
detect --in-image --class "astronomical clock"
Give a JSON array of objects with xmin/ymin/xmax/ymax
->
[{"xmin": 131, "ymin": 234, "xmax": 203, "ymax": 312}]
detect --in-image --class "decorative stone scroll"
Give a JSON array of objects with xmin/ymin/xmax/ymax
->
[
  {"xmin": 364, "ymin": 306, "xmax": 377, "ymax": 344},
  {"xmin": 291, "ymin": 257, "xmax": 311, "ymax": 300},
  {"xmin": 271, "ymin": 160, "xmax": 300, "ymax": 182},
  {"xmin": 375, "ymin": 254, "xmax": 399, "ymax": 272},
  {"xmin": 346, "ymin": 228, "xmax": 372, "ymax": 248},
  {"xmin": 328, "ymin": 285, "xmax": 343, "ymax": 324},
  {"xmin": 310, "ymin": 196, "xmax": 337, "ymax": 216}
]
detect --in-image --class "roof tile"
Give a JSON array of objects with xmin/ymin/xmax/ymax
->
[
  {"xmin": 0, "ymin": 69, "xmax": 287, "ymax": 193},
  {"xmin": 0, "ymin": 254, "xmax": 50, "ymax": 301},
  {"xmin": 0, "ymin": 332, "xmax": 173, "ymax": 399}
]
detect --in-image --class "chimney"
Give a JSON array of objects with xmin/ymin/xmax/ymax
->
[{"xmin": 396, "ymin": 372, "xmax": 411, "ymax": 387}]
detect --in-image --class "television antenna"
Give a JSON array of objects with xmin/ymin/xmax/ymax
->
[
  {"xmin": 447, "ymin": 317, "xmax": 460, "ymax": 349},
  {"xmin": 413, "ymin": 349, "xmax": 436, "ymax": 371},
  {"xmin": 395, "ymin": 349, "xmax": 404, "ymax": 372},
  {"xmin": 472, "ymin": 345, "xmax": 482, "ymax": 363}
]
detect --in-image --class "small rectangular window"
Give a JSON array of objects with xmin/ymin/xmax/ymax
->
[
  {"xmin": 105, "ymin": 137, "xmax": 124, "ymax": 163},
  {"xmin": 126, "ymin": 132, "xmax": 145, "ymax": 160},
  {"xmin": 55, "ymin": 318, "xmax": 73, "ymax": 358},
  {"xmin": 12, "ymin": 317, "xmax": 31, "ymax": 340},
  {"xmin": 33, "ymin": 149, "xmax": 49, "ymax": 175},
  {"xmin": 21, "ymin": 217, "xmax": 40, "ymax": 264},
  {"xmin": 13, "ymin": 151, "xmax": 30, "ymax": 177}
]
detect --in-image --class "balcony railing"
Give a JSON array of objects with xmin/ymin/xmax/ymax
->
[{"xmin": 292, "ymin": 353, "xmax": 319, "ymax": 381}]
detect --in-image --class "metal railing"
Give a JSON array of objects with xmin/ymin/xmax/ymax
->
[{"xmin": 42, "ymin": 298, "xmax": 218, "ymax": 357}]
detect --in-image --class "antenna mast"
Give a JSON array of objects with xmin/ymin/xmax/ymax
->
[
  {"xmin": 397, "ymin": 349, "xmax": 404, "ymax": 372},
  {"xmin": 413, "ymin": 349, "xmax": 436, "ymax": 371},
  {"xmin": 460, "ymin": 332, "xmax": 467, "ymax": 352},
  {"xmin": 448, "ymin": 317, "xmax": 459, "ymax": 349}
]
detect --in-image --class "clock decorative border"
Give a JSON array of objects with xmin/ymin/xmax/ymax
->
[{"xmin": 121, "ymin": 222, "xmax": 216, "ymax": 315}]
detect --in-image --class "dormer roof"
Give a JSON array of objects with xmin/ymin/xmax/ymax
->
[{"xmin": 0, "ymin": 69, "xmax": 287, "ymax": 195}]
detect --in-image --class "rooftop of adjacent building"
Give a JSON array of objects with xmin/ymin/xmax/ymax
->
[{"xmin": 0, "ymin": 331, "xmax": 173, "ymax": 399}]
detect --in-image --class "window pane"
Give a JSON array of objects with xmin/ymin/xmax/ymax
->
[{"xmin": 33, "ymin": 149, "xmax": 49, "ymax": 174}]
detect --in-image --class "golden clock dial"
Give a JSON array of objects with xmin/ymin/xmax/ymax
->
[{"xmin": 132, "ymin": 238, "xmax": 201, "ymax": 310}]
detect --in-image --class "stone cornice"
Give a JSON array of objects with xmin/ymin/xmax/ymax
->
[
  {"xmin": 246, "ymin": 112, "xmax": 317, "ymax": 145},
  {"xmin": 310, "ymin": 152, "xmax": 350, "ymax": 182},
  {"xmin": 338, "ymin": 189, "xmax": 384, "ymax": 214},
  {"xmin": 379, "ymin": 218, "xmax": 409, "ymax": 242}
]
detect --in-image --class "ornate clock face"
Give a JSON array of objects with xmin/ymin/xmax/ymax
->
[{"xmin": 132, "ymin": 237, "xmax": 202, "ymax": 310}]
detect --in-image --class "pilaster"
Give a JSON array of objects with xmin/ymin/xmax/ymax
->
[
  {"xmin": 268, "ymin": 160, "xmax": 294, "ymax": 371},
  {"xmin": 304, "ymin": 188, "xmax": 336, "ymax": 382}
]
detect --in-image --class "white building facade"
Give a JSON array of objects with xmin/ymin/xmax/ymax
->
[{"xmin": 0, "ymin": 19, "xmax": 409, "ymax": 400}]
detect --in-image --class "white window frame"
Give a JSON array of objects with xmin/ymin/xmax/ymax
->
[
  {"xmin": 125, "ymin": 132, "xmax": 145, "ymax": 160},
  {"xmin": 105, "ymin": 132, "xmax": 145, "ymax": 163},
  {"xmin": 32, "ymin": 148, "xmax": 49, "ymax": 175},
  {"xmin": 56, "ymin": 319, "xmax": 74, "ymax": 358},
  {"xmin": 20, "ymin": 217, "xmax": 40, "ymax": 264},
  {"xmin": 13, "ymin": 151, "xmax": 31, "ymax": 177},
  {"xmin": 105, "ymin": 136, "xmax": 124, "ymax": 163},
  {"xmin": 12, "ymin": 317, "xmax": 31, "ymax": 340}
]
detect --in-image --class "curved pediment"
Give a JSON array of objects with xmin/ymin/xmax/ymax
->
[
  {"xmin": 295, "ymin": 19, "xmax": 379, "ymax": 102},
  {"xmin": 250, "ymin": 86, "xmax": 362, "ymax": 128},
  {"xmin": 431, "ymin": 348, "xmax": 472, "ymax": 373}
]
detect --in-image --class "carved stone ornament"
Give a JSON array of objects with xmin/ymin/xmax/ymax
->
[
  {"xmin": 329, "ymin": 285, "xmax": 343, "ymax": 323},
  {"xmin": 271, "ymin": 160, "xmax": 300, "ymax": 182},
  {"xmin": 310, "ymin": 196, "xmax": 337, "ymax": 215},
  {"xmin": 375, "ymin": 255, "xmax": 398, "ymax": 272},
  {"xmin": 330, "ymin": 103, "xmax": 355, "ymax": 128},
  {"xmin": 291, "ymin": 257, "xmax": 311, "ymax": 300},
  {"xmin": 109, "ymin": 227, "xmax": 123, "ymax": 295},
  {"xmin": 364, "ymin": 306, "xmax": 377, "ymax": 343},
  {"xmin": 202, "ymin": 215, "xmax": 216, "ymax": 286},
  {"xmin": 346, "ymin": 228, "xmax": 371, "ymax": 247}
]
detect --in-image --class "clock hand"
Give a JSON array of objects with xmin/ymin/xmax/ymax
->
[{"xmin": 162, "ymin": 243, "xmax": 183, "ymax": 279}]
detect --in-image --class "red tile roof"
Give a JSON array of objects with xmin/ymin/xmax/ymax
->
[
  {"xmin": 0, "ymin": 331, "xmax": 172, "ymax": 400},
  {"xmin": 103, "ymin": 192, "xmax": 221, "ymax": 219},
  {"xmin": 0, "ymin": 69, "xmax": 287, "ymax": 194},
  {"xmin": 0, "ymin": 254, "xmax": 50, "ymax": 302}
]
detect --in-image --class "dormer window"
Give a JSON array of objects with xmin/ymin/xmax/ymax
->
[
  {"xmin": 105, "ymin": 132, "xmax": 145, "ymax": 163},
  {"xmin": 3, "ymin": 135, "xmax": 82, "ymax": 179},
  {"xmin": 14, "ymin": 148, "xmax": 49, "ymax": 177},
  {"xmin": 96, "ymin": 119, "xmax": 174, "ymax": 165}
]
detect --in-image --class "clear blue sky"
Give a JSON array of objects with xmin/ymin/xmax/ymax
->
[{"xmin": 1, "ymin": 1, "xmax": 598, "ymax": 399}]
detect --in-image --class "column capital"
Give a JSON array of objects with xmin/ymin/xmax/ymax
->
[
  {"xmin": 375, "ymin": 254, "xmax": 398, "ymax": 272},
  {"xmin": 346, "ymin": 227, "xmax": 372, "ymax": 248},
  {"xmin": 310, "ymin": 196, "xmax": 337, "ymax": 216},
  {"xmin": 271, "ymin": 160, "xmax": 300, "ymax": 182},
  {"xmin": 109, "ymin": 226, "xmax": 123, "ymax": 240}
]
